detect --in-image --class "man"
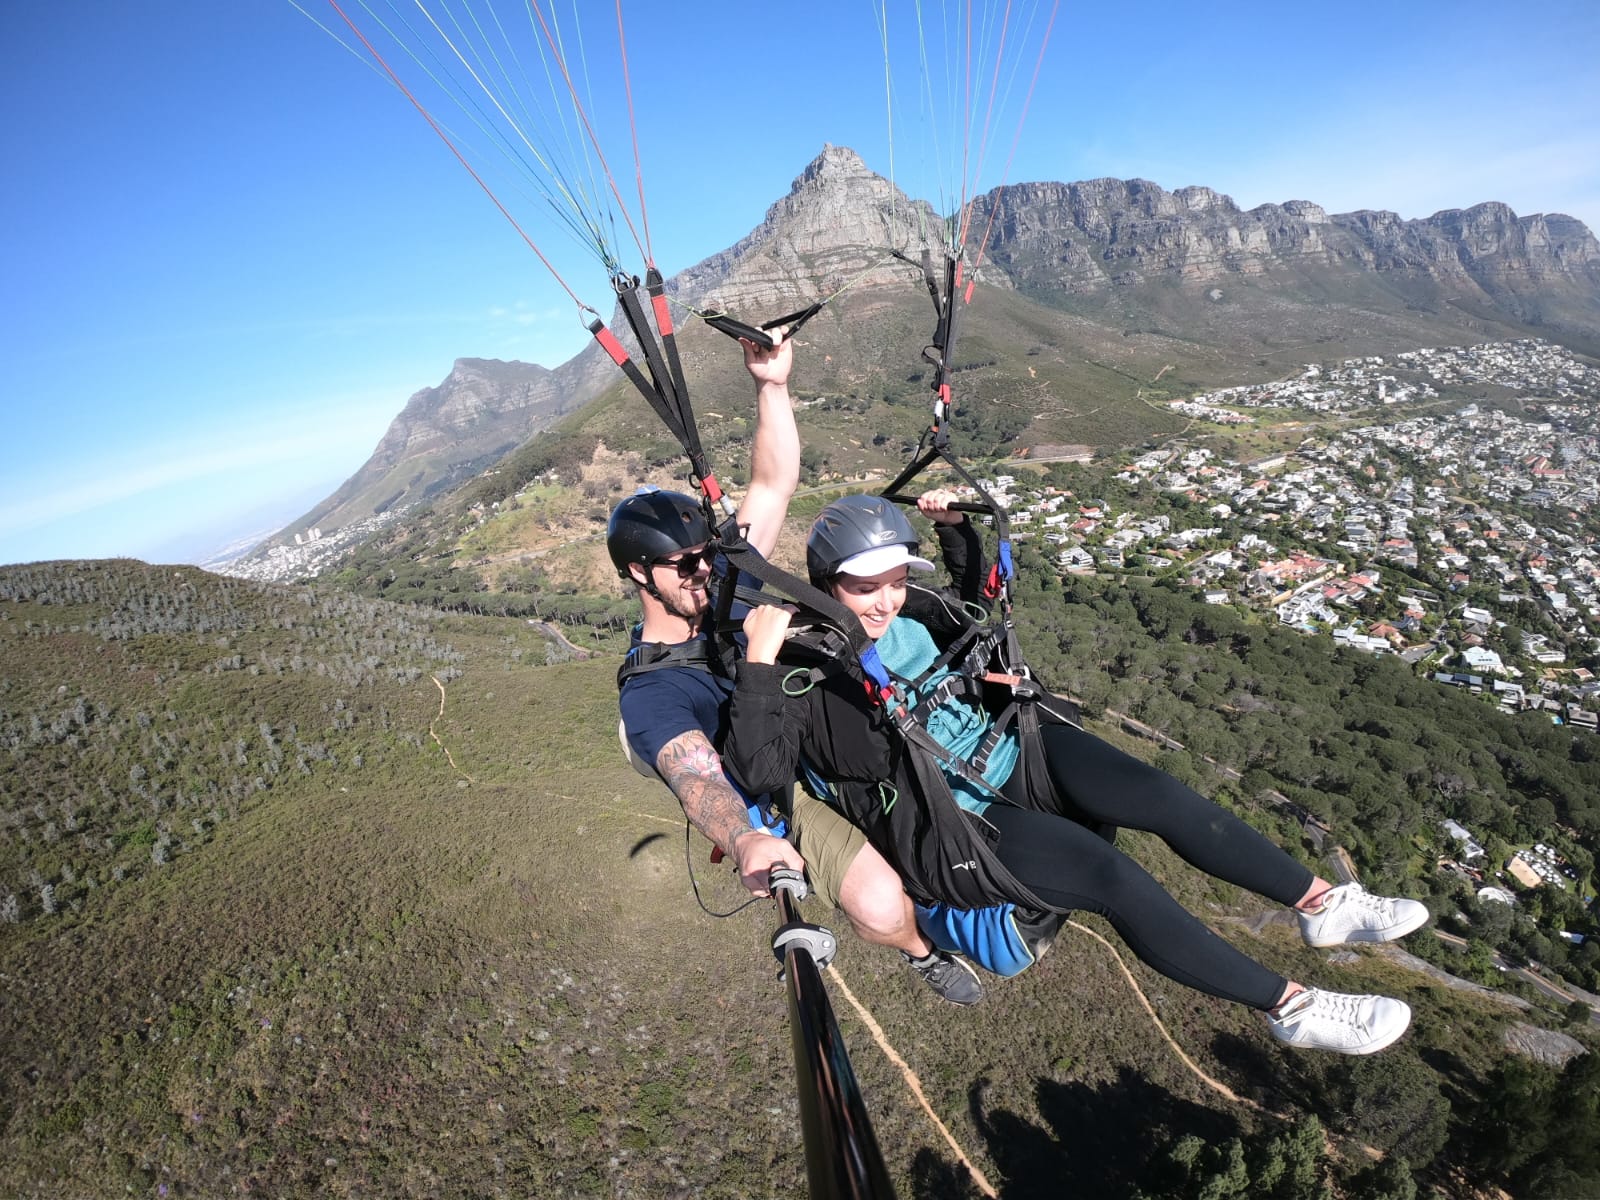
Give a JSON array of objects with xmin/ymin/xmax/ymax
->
[{"xmin": 611, "ymin": 333, "xmax": 982, "ymax": 1004}]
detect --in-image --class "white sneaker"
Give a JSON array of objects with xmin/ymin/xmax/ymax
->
[
  {"xmin": 1298, "ymin": 882, "xmax": 1430, "ymax": 948},
  {"xmin": 1267, "ymin": 988, "xmax": 1411, "ymax": 1055}
]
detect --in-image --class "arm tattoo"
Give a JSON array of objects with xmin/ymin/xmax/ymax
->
[{"xmin": 656, "ymin": 731, "xmax": 751, "ymax": 855}]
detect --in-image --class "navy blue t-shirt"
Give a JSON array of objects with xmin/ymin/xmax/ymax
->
[
  {"xmin": 619, "ymin": 630, "xmax": 739, "ymax": 770},
  {"xmin": 618, "ymin": 561, "xmax": 779, "ymax": 828}
]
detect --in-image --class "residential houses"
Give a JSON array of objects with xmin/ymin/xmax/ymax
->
[{"xmin": 973, "ymin": 338, "xmax": 1600, "ymax": 728}]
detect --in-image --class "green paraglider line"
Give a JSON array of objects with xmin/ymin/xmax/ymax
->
[{"xmin": 324, "ymin": 0, "xmax": 595, "ymax": 314}]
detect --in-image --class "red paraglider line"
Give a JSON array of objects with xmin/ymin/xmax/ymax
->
[
  {"xmin": 324, "ymin": 0, "xmax": 591, "ymax": 311},
  {"xmin": 524, "ymin": 0, "xmax": 651, "ymax": 268},
  {"xmin": 968, "ymin": 0, "xmax": 1059, "ymax": 277}
]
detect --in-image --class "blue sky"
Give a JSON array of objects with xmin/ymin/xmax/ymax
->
[{"xmin": 3, "ymin": 1, "xmax": 1597, "ymax": 568}]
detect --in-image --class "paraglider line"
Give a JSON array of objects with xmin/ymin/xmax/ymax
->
[
  {"xmin": 525, "ymin": 0, "xmax": 651, "ymax": 266},
  {"xmin": 968, "ymin": 0, "xmax": 1059, "ymax": 276},
  {"xmin": 325, "ymin": 0, "xmax": 589, "ymax": 310},
  {"xmin": 614, "ymin": 0, "xmax": 655, "ymax": 266},
  {"xmin": 954, "ymin": 0, "xmax": 1013, "ymax": 254}
]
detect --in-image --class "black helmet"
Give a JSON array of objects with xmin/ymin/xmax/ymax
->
[
  {"xmin": 806, "ymin": 494, "xmax": 933, "ymax": 584},
  {"xmin": 607, "ymin": 487, "xmax": 712, "ymax": 580}
]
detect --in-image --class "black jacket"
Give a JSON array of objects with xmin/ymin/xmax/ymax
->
[{"xmin": 725, "ymin": 519, "xmax": 1060, "ymax": 912}]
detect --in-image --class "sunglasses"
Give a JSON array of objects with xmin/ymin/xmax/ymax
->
[{"xmin": 653, "ymin": 547, "xmax": 715, "ymax": 578}]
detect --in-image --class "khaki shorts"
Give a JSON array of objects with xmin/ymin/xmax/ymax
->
[{"xmin": 788, "ymin": 788, "xmax": 868, "ymax": 912}]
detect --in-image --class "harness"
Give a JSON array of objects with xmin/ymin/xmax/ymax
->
[
  {"xmin": 616, "ymin": 633, "xmax": 725, "ymax": 690},
  {"xmin": 739, "ymin": 246, "xmax": 1049, "ymax": 813},
  {"xmin": 605, "ymin": 242, "xmax": 1095, "ymax": 939}
]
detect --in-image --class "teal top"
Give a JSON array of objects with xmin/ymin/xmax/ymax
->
[{"xmin": 875, "ymin": 615, "xmax": 1020, "ymax": 814}]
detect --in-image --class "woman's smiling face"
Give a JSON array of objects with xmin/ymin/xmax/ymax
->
[{"xmin": 831, "ymin": 566, "xmax": 909, "ymax": 639}]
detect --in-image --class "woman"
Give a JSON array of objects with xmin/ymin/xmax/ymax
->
[{"xmin": 726, "ymin": 491, "xmax": 1428, "ymax": 1054}]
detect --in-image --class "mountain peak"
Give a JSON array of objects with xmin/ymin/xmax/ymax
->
[
  {"xmin": 670, "ymin": 144, "xmax": 936, "ymax": 314},
  {"xmin": 794, "ymin": 144, "xmax": 874, "ymax": 190}
]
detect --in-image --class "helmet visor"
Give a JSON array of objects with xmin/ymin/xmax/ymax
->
[{"xmin": 835, "ymin": 544, "xmax": 935, "ymax": 578}]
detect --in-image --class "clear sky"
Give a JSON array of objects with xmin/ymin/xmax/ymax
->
[{"xmin": 4, "ymin": 1, "xmax": 1597, "ymax": 568}]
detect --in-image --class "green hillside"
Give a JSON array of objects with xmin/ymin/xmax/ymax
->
[{"xmin": 3, "ymin": 561, "xmax": 1596, "ymax": 1198}]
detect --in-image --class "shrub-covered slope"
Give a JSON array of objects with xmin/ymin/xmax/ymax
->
[{"xmin": 1, "ymin": 562, "xmax": 1595, "ymax": 1198}]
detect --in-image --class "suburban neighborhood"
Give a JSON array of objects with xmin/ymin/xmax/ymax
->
[{"xmin": 978, "ymin": 339, "xmax": 1600, "ymax": 731}]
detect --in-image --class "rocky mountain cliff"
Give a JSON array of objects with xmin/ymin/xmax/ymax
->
[
  {"xmin": 671, "ymin": 144, "xmax": 945, "ymax": 314},
  {"xmin": 276, "ymin": 348, "xmax": 616, "ymax": 542},
  {"xmin": 976, "ymin": 177, "xmax": 1600, "ymax": 331},
  {"xmin": 255, "ymin": 145, "xmax": 1600, "ymax": 559}
]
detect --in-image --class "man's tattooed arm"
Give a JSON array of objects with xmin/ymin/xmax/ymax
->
[
  {"xmin": 655, "ymin": 730, "xmax": 757, "ymax": 856},
  {"xmin": 655, "ymin": 729, "xmax": 804, "ymax": 895}
]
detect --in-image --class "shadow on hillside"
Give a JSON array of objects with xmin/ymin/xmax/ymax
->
[
  {"xmin": 629, "ymin": 833, "xmax": 668, "ymax": 856},
  {"xmin": 904, "ymin": 1068, "xmax": 1245, "ymax": 1199},
  {"xmin": 1206, "ymin": 1029, "xmax": 1298, "ymax": 1107}
]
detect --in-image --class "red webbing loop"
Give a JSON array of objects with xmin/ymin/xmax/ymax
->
[
  {"xmin": 590, "ymin": 324, "xmax": 630, "ymax": 367},
  {"xmin": 651, "ymin": 292, "xmax": 674, "ymax": 335}
]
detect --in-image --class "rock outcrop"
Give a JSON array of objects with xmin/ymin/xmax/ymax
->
[
  {"xmin": 286, "ymin": 349, "xmax": 613, "ymax": 539},
  {"xmin": 670, "ymin": 144, "xmax": 945, "ymax": 314}
]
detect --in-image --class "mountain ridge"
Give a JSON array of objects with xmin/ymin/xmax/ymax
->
[{"xmin": 246, "ymin": 145, "xmax": 1600, "ymax": 562}]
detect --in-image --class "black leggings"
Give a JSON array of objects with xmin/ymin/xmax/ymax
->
[{"xmin": 991, "ymin": 723, "xmax": 1314, "ymax": 1010}]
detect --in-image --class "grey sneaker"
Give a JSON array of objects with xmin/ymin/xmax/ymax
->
[
  {"xmin": 1298, "ymin": 882, "xmax": 1430, "ymax": 948},
  {"xmin": 904, "ymin": 949, "xmax": 984, "ymax": 1006},
  {"xmin": 1268, "ymin": 988, "xmax": 1411, "ymax": 1055}
]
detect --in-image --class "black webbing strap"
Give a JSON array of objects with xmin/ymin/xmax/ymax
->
[
  {"xmin": 930, "ymin": 250, "xmax": 961, "ymax": 407},
  {"xmin": 702, "ymin": 300, "xmax": 825, "ymax": 350},
  {"xmin": 615, "ymin": 278, "xmax": 680, "ymax": 418},
  {"xmin": 705, "ymin": 517, "xmax": 881, "ymax": 684},
  {"xmin": 644, "ymin": 267, "xmax": 696, "ymax": 452},
  {"xmin": 968, "ymin": 678, "xmax": 1047, "ymax": 776},
  {"xmin": 885, "ymin": 616, "xmax": 1040, "ymax": 779},
  {"xmin": 897, "ymin": 619, "xmax": 988, "ymax": 699},
  {"xmin": 884, "ymin": 699, "xmax": 1010, "ymax": 801},
  {"xmin": 587, "ymin": 310, "xmax": 690, "ymax": 449},
  {"xmin": 616, "ymin": 636, "xmax": 725, "ymax": 690},
  {"xmin": 903, "ymin": 671, "xmax": 983, "ymax": 725},
  {"xmin": 890, "ymin": 247, "xmax": 964, "ymax": 437},
  {"xmin": 588, "ymin": 273, "xmax": 731, "ymax": 515}
]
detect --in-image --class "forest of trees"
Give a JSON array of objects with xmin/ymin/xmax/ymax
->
[
  {"xmin": 0, "ymin": 562, "xmax": 520, "ymax": 924},
  {"xmin": 1001, "ymin": 551, "xmax": 1600, "ymax": 993}
]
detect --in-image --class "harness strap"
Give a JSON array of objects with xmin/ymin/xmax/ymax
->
[
  {"xmin": 616, "ymin": 636, "xmax": 723, "ymax": 690},
  {"xmin": 898, "ymin": 619, "xmax": 988, "ymax": 697},
  {"xmin": 589, "ymin": 274, "xmax": 730, "ymax": 514},
  {"xmin": 881, "ymin": 700, "xmax": 1010, "ymax": 802},
  {"xmin": 709, "ymin": 520, "xmax": 888, "ymax": 690},
  {"xmin": 905, "ymin": 672, "xmax": 980, "ymax": 724},
  {"xmin": 646, "ymin": 268, "xmax": 695, "ymax": 421},
  {"xmin": 587, "ymin": 315, "xmax": 691, "ymax": 449}
]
